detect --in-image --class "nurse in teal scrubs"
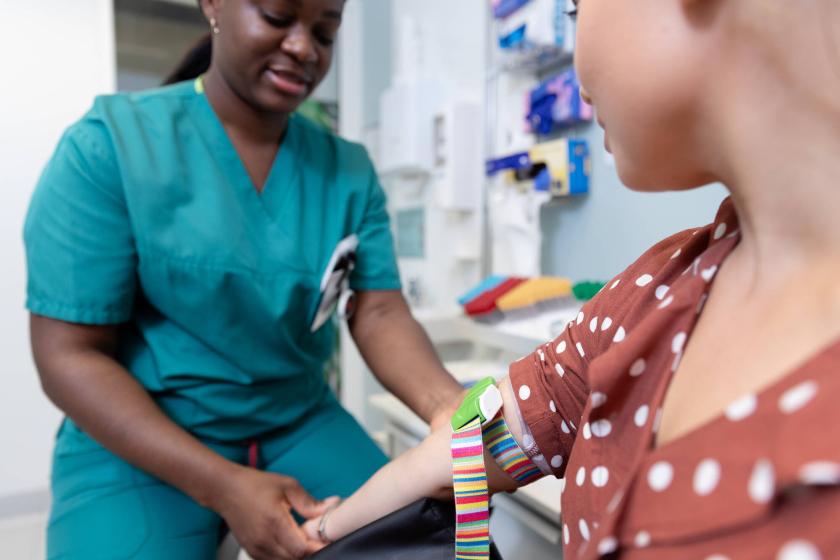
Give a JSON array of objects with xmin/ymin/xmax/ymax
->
[{"xmin": 24, "ymin": 1, "xmax": 463, "ymax": 559}]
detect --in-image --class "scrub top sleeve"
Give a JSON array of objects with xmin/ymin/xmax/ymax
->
[
  {"xmin": 349, "ymin": 155, "xmax": 402, "ymax": 292},
  {"xmin": 24, "ymin": 117, "xmax": 137, "ymax": 325}
]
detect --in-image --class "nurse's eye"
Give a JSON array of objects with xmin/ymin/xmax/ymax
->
[
  {"xmin": 262, "ymin": 9, "xmax": 295, "ymax": 28},
  {"xmin": 314, "ymin": 27, "xmax": 336, "ymax": 47}
]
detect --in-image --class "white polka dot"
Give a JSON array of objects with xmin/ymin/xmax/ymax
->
[
  {"xmin": 591, "ymin": 466, "xmax": 609, "ymax": 487},
  {"xmin": 578, "ymin": 518, "xmax": 590, "ymax": 541},
  {"xmin": 705, "ymin": 556, "xmax": 731, "ymax": 560},
  {"xmin": 670, "ymin": 248, "xmax": 682, "ymax": 259},
  {"xmin": 634, "ymin": 405, "xmax": 649, "ymax": 427},
  {"xmin": 634, "ymin": 531, "xmax": 651, "ymax": 548},
  {"xmin": 607, "ymin": 490, "xmax": 624, "ymax": 514},
  {"xmin": 613, "ymin": 327, "xmax": 626, "ymax": 343},
  {"xmin": 690, "ymin": 257, "xmax": 701, "ymax": 275},
  {"xmin": 576, "ymin": 342, "xmax": 586, "ymax": 357},
  {"xmin": 561, "ymin": 420, "xmax": 570, "ymax": 434},
  {"xmin": 672, "ymin": 332, "xmax": 687, "ymax": 353},
  {"xmin": 777, "ymin": 540, "xmax": 822, "ymax": 560},
  {"xmin": 589, "ymin": 317, "xmax": 598, "ymax": 333},
  {"xmin": 648, "ymin": 461, "xmax": 674, "ymax": 492},
  {"xmin": 610, "ymin": 279, "xmax": 621, "ymax": 290},
  {"xmin": 655, "ymin": 285, "xmax": 670, "ymax": 300},
  {"xmin": 590, "ymin": 392, "xmax": 607, "ymax": 409},
  {"xmin": 598, "ymin": 537, "xmax": 618, "ymax": 555},
  {"xmin": 713, "ymin": 223, "xmax": 727, "ymax": 240},
  {"xmin": 549, "ymin": 400, "xmax": 557, "ymax": 413},
  {"xmin": 779, "ymin": 381, "xmax": 818, "ymax": 414},
  {"xmin": 518, "ymin": 385, "xmax": 531, "ymax": 401},
  {"xmin": 701, "ymin": 265, "xmax": 718, "ymax": 282},
  {"xmin": 696, "ymin": 293, "xmax": 709, "ymax": 314},
  {"xmin": 555, "ymin": 363, "xmax": 565, "ymax": 377},
  {"xmin": 563, "ymin": 523, "xmax": 570, "ymax": 545},
  {"xmin": 576, "ymin": 466, "xmax": 586, "ymax": 486},
  {"xmin": 583, "ymin": 422, "xmax": 592, "ymax": 440},
  {"xmin": 569, "ymin": 420, "xmax": 576, "ymax": 430},
  {"xmin": 591, "ymin": 419, "xmax": 612, "ymax": 438},
  {"xmin": 658, "ymin": 295, "xmax": 675, "ymax": 310},
  {"xmin": 749, "ymin": 458, "xmax": 775, "ymax": 504},
  {"xmin": 671, "ymin": 351, "xmax": 683, "ymax": 373},
  {"xmin": 725, "ymin": 393, "xmax": 757, "ymax": 421},
  {"xmin": 600, "ymin": 317, "xmax": 613, "ymax": 331},
  {"xmin": 693, "ymin": 459, "xmax": 721, "ymax": 496},
  {"xmin": 551, "ymin": 455, "xmax": 564, "ymax": 469},
  {"xmin": 556, "ymin": 340, "xmax": 567, "ymax": 354},
  {"xmin": 577, "ymin": 311, "xmax": 585, "ymax": 325},
  {"xmin": 538, "ymin": 349, "xmax": 545, "ymax": 362},
  {"xmin": 630, "ymin": 358, "xmax": 646, "ymax": 377},
  {"xmin": 635, "ymin": 274, "xmax": 653, "ymax": 287},
  {"xmin": 799, "ymin": 461, "xmax": 840, "ymax": 485},
  {"xmin": 652, "ymin": 408, "xmax": 664, "ymax": 433}
]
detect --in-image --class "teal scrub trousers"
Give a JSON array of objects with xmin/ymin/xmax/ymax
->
[{"xmin": 46, "ymin": 391, "xmax": 388, "ymax": 559}]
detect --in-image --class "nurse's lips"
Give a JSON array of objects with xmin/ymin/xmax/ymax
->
[{"xmin": 265, "ymin": 67, "xmax": 313, "ymax": 97}]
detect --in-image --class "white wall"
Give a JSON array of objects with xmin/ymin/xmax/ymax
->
[{"xmin": 0, "ymin": 0, "xmax": 116, "ymax": 501}]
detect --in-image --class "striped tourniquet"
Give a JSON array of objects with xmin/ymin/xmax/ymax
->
[
  {"xmin": 451, "ymin": 416, "xmax": 490, "ymax": 560},
  {"xmin": 483, "ymin": 416, "xmax": 543, "ymax": 485}
]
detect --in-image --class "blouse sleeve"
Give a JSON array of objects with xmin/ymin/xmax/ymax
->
[{"xmin": 508, "ymin": 299, "xmax": 599, "ymax": 479}]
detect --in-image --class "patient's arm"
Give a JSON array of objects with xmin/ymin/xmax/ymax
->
[{"xmin": 303, "ymin": 377, "xmax": 530, "ymax": 544}]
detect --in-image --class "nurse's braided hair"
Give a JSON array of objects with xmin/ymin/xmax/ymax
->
[
  {"xmin": 163, "ymin": 0, "xmax": 211, "ymax": 85},
  {"xmin": 163, "ymin": 33, "xmax": 212, "ymax": 85}
]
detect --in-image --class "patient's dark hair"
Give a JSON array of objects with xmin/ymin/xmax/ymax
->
[{"xmin": 163, "ymin": 32, "xmax": 212, "ymax": 85}]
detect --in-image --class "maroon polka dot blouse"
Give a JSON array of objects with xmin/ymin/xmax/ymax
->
[{"xmin": 509, "ymin": 198, "xmax": 840, "ymax": 559}]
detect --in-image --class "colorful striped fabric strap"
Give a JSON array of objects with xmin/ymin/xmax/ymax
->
[
  {"xmin": 451, "ymin": 416, "xmax": 491, "ymax": 560},
  {"xmin": 483, "ymin": 415, "xmax": 543, "ymax": 485}
]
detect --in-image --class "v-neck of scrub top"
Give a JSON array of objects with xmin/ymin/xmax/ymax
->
[{"xmin": 191, "ymin": 76, "xmax": 300, "ymax": 224}]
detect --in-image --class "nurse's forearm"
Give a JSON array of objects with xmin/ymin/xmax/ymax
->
[
  {"xmin": 350, "ymin": 291, "xmax": 462, "ymax": 424},
  {"xmin": 30, "ymin": 316, "xmax": 238, "ymax": 509}
]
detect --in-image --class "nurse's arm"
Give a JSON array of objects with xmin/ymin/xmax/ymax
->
[
  {"xmin": 349, "ymin": 290, "xmax": 464, "ymax": 427},
  {"xmin": 30, "ymin": 314, "xmax": 330, "ymax": 559}
]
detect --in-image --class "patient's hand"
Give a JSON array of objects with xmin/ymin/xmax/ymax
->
[{"xmin": 302, "ymin": 516, "xmax": 325, "ymax": 545}]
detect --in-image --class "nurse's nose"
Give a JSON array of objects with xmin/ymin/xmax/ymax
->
[
  {"xmin": 579, "ymin": 87, "xmax": 593, "ymax": 106},
  {"xmin": 282, "ymin": 24, "xmax": 318, "ymax": 65}
]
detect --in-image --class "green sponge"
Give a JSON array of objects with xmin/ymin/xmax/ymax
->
[{"xmin": 572, "ymin": 281, "xmax": 607, "ymax": 302}]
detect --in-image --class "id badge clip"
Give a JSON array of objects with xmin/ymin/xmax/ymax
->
[{"xmin": 310, "ymin": 235, "xmax": 359, "ymax": 332}]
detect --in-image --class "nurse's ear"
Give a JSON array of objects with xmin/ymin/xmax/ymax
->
[{"xmin": 198, "ymin": 0, "xmax": 225, "ymax": 33}]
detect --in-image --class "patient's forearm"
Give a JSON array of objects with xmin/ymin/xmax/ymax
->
[
  {"xmin": 321, "ymin": 377, "xmax": 530, "ymax": 541},
  {"xmin": 324, "ymin": 426, "xmax": 452, "ymax": 541}
]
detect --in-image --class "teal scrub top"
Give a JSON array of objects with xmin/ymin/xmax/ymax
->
[{"xmin": 24, "ymin": 79, "xmax": 401, "ymax": 442}]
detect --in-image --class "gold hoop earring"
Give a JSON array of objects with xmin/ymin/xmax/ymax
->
[{"xmin": 210, "ymin": 18, "xmax": 220, "ymax": 35}]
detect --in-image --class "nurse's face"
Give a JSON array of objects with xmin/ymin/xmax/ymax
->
[
  {"xmin": 574, "ymin": 0, "xmax": 720, "ymax": 191},
  {"xmin": 202, "ymin": 0, "xmax": 344, "ymax": 114}
]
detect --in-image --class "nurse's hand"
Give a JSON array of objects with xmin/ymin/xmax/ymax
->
[{"xmin": 214, "ymin": 466, "xmax": 339, "ymax": 559}]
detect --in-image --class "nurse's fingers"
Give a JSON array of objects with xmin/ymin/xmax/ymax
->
[
  {"xmin": 273, "ymin": 507, "xmax": 313, "ymax": 559},
  {"xmin": 286, "ymin": 482, "xmax": 332, "ymax": 519}
]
